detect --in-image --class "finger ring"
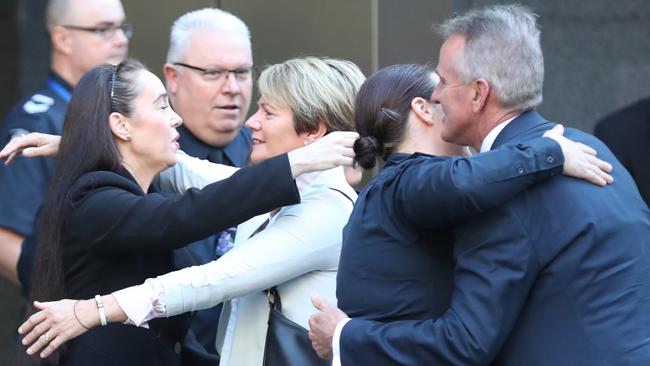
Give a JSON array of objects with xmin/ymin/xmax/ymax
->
[{"xmin": 41, "ymin": 333, "xmax": 50, "ymax": 342}]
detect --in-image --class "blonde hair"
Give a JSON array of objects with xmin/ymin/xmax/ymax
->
[{"xmin": 258, "ymin": 57, "xmax": 365, "ymax": 134}]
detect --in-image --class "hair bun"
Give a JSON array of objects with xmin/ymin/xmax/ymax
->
[{"xmin": 354, "ymin": 136, "xmax": 382, "ymax": 169}]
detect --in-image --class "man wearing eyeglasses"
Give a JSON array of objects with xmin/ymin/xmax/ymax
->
[
  {"xmin": 0, "ymin": 0, "xmax": 129, "ymax": 291},
  {"xmin": 158, "ymin": 8, "xmax": 254, "ymax": 366},
  {"xmin": 164, "ymin": 8, "xmax": 253, "ymax": 168}
]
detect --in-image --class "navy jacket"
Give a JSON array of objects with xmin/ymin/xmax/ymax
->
[
  {"xmin": 339, "ymin": 111, "xmax": 650, "ymax": 365},
  {"xmin": 338, "ymin": 132, "xmax": 564, "ymax": 363},
  {"xmin": 51, "ymin": 154, "xmax": 299, "ymax": 366}
]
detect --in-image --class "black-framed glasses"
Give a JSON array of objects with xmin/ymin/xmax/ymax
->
[
  {"xmin": 63, "ymin": 22, "xmax": 133, "ymax": 40},
  {"xmin": 173, "ymin": 62, "xmax": 254, "ymax": 83}
]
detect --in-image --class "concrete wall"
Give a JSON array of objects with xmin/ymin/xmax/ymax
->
[{"xmin": 453, "ymin": 0, "xmax": 650, "ymax": 130}]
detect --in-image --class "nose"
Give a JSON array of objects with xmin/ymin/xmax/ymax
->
[
  {"xmin": 245, "ymin": 110, "xmax": 261, "ymax": 130},
  {"xmin": 430, "ymin": 84, "xmax": 442, "ymax": 104},
  {"xmin": 113, "ymin": 28, "xmax": 129, "ymax": 48},
  {"xmin": 221, "ymin": 72, "xmax": 241, "ymax": 94},
  {"xmin": 170, "ymin": 108, "xmax": 183, "ymax": 128}
]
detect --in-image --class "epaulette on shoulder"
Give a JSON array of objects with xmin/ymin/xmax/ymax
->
[{"xmin": 22, "ymin": 94, "xmax": 55, "ymax": 114}]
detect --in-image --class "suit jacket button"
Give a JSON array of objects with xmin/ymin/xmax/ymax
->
[
  {"xmin": 174, "ymin": 342, "xmax": 182, "ymax": 354},
  {"xmin": 547, "ymin": 156, "xmax": 555, "ymax": 163}
]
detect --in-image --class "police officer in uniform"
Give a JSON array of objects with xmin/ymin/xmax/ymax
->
[
  {"xmin": 0, "ymin": 0, "xmax": 129, "ymax": 290},
  {"xmin": 0, "ymin": 72, "xmax": 70, "ymax": 290}
]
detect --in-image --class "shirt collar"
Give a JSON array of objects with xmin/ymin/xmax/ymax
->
[
  {"xmin": 176, "ymin": 125, "xmax": 252, "ymax": 167},
  {"xmin": 480, "ymin": 115, "xmax": 519, "ymax": 152},
  {"xmin": 48, "ymin": 71, "xmax": 73, "ymax": 93}
]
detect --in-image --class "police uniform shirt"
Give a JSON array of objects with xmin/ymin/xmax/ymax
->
[{"xmin": 0, "ymin": 72, "xmax": 71, "ymax": 238}]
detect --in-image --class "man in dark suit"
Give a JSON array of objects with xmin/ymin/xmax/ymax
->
[
  {"xmin": 309, "ymin": 5, "xmax": 650, "ymax": 365},
  {"xmin": 160, "ymin": 8, "xmax": 254, "ymax": 365},
  {"xmin": 595, "ymin": 98, "xmax": 650, "ymax": 206}
]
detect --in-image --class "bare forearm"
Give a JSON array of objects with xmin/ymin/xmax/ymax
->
[
  {"xmin": 75, "ymin": 295, "xmax": 128, "ymax": 328},
  {"xmin": 0, "ymin": 228, "xmax": 23, "ymax": 285}
]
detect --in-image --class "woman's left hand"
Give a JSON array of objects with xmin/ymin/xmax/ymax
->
[
  {"xmin": 543, "ymin": 124, "xmax": 614, "ymax": 186},
  {"xmin": 18, "ymin": 299, "xmax": 96, "ymax": 358}
]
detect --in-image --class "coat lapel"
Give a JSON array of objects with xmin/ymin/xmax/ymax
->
[{"xmin": 491, "ymin": 110, "xmax": 554, "ymax": 150}]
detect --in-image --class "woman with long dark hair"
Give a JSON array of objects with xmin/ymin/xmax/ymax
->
[{"xmin": 17, "ymin": 59, "xmax": 355, "ymax": 366}]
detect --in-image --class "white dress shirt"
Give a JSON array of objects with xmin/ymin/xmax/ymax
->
[
  {"xmin": 479, "ymin": 115, "xmax": 518, "ymax": 152},
  {"xmin": 113, "ymin": 151, "xmax": 356, "ymax": 366}
]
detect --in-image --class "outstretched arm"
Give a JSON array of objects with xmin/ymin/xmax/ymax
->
[
  {"xmin": 19, "ymin": 185, "xmax": 353, "ymax": 358},
  {"xmin": 399, "ymin": 125, "xmax": 612, "ymax": 229},
  {"xmin": 0, "ymin": 131, "xmax": 359, "ymax": 177}
]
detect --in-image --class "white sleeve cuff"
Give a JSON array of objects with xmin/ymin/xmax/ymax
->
[
  {"xmin": 111, "ymin": 278, "xmax": 167, "ymax": 328},
  {"xmin": 332, "ymin": 317, "xmax": 351, "ymax": 366}
]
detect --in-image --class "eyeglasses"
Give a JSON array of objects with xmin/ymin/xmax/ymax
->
[
  {"xmin": 63, "ymin": 22, "xmax": 133, "ymax": 40},
  {"xmin": 173, "ymin": 62, "xmax": 254, "ymax": 83}
]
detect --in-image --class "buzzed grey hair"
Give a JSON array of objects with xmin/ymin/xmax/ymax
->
[
  {"xmin": 436, "ymin": 4, "xmax": 544, "ymax": 112},
  {"xmin": 45, "ymin": 0, "xmax": 72, "ymax": 32},
  {"xmin": 166, "ymin": 8, "xmax": 251, "ymax": 64}
]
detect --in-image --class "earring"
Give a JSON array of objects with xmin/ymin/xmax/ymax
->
[
  {"xmin": 304, "ymin": 140, "xmax": 309, "ymax": 146},
  {"xmin": 125, "ymin": 134, "xmax": 131, "ymax": 141}
]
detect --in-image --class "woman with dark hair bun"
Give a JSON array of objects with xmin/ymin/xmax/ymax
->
[{"xmin": 331, "ymin": 63, "xmax": 613, "ymax": 353}]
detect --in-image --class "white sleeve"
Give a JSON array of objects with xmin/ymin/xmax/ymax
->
[
  {"xmin": 112, "ymin": 278, "xmax": 166, "ymax": 327},
  {"xmin": 160, "ymin": 193, "xmax": 348, "ymax": 317},
  {"xmin": 157, "ymin": 150, "xmax": 240, "ymax": 192},
  {"xmin": 332, "ymin": 318, "xmax": 352, "ymax": 366}
]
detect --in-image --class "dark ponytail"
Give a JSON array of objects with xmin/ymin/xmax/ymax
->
[{"xmin": 353, "ymin": 64, "xmax": 436, "ymax": 168}]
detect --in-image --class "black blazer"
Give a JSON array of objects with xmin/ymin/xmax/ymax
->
[
  {"xmin": 59, "ymin": 154, "xmax": 299, "ymax": 366},
  {"xmin": 595, "ymin": 98, "xmax": 650, "ymax": 207}
]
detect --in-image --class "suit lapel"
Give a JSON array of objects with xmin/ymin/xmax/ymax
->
[{"xmin": 491, "ymin": 110, "xmax": 554, "ymax": 149}]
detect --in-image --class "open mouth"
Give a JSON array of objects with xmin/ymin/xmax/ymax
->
[
  {"xmin": 252, "ymin": 138, "xmax": 264, "ymax": 144},
  {"xmin": 171, "ymin": 134, "xmax": 180, "ymax": 148}
]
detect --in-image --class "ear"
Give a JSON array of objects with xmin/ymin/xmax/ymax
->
[
  {"xmin": 303, "ymin": 122, "xmax": 328, "ymax": 144},
  {"xmin": 163, "ymin": 63, "xmax": 179, "ymax": 94},
  {"xmin": 471, "ymin": 78, "xmax": 490, "ymax": 113},
  {"xmin": 109, "ymin": 112, "xmax": 132, "ymax": 142},
  {"xmin": 50, "ymin": 26, "xmax": 72, "ymax": 56},
  {"xmin": 410, "ymin": 97, "xmax": 435, "ymax": 126}
]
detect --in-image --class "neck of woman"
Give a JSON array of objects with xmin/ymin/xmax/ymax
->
[{"xmin": 121, "ymin": 158, "xmax": 158, "ymax": 193}]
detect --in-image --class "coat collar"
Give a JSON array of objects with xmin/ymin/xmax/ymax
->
[
  {"xmin": 176, "ymin": 125, "xmax": 252, "ymax": 167},
  {"xmin": 491, "ymin": 110, "xmax": 554, "ymax": 149}
]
